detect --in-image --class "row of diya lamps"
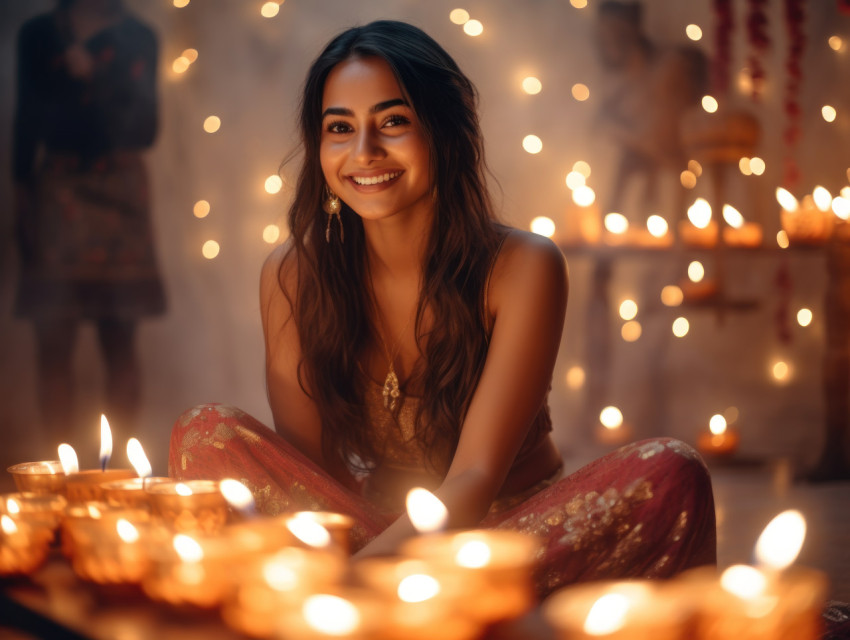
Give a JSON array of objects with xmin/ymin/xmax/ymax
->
[
  {"xmin": 562, "ymin": 184, "xmax": 850, "ymax": 250},
  {"xmin": 0, "ymin": 415, "xmax": 830, "ymax": 640}
]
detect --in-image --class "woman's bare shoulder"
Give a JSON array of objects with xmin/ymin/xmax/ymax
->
[{"xmin": 260, "ymin": 238, "xmax": 298, "ymax": 296}]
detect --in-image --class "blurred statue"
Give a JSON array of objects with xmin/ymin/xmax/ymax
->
[
  {"xmin": 12, "ymin": 0, "xmax": 165, "ymax": 443},
  {"xmin": 593, "ymin": 1, "xmax": 708, "ymax": 221}
]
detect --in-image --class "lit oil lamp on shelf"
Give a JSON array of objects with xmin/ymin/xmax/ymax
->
[
  {"xmin": 777, "ymin": 187, "xmax": 835, "ymax": 246},
  {"xmin": 595, "ymin": 406, "xmax": 633, "ymax": 447},
  {"xmin": 146, "ymin": 480, "xmax": 228, "ymax": 534},
  {"xmin": 273, "ymin": 590, "xmax": 384, "ymax": 640},
  {"xmin": 0, "ymin": 514, "xmax": 52, "ymax": 576},
  {"xmin": 101, "ymin": 438, "xmax": 169, "ymax": 509},
  {"xmin": 63, "ymin": 416, "xmax": 136, "ymax": 504},
  {"xmin": 0, "ymin": 492, "xmax": 67, "ymax": 540},
  {"xmin": 61, "ymin": 502, "xmax": 150, "ymax": 559},
  {"xmin": 6, "ymin": 460, "xmax": 66, "ymax": 495},
  {"xmin": 68, "ymin": 516, "xmax": 156, "ymax": 585},
  {"xmin": 696, "ymin": 414, "xmax": 740, "ymax": 458}
]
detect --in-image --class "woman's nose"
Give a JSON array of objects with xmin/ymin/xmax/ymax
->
[{"xmin": 352, "ymin": 127, "xmax": 385, "ymax": 163}]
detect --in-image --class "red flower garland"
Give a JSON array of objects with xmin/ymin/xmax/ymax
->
[
  {"xmin": 782, "ymin": 0, "xmax": 805, "ymax": 190},
  {"xmin": 746, "ymin": 0, "xmax": 770, "ymax": 100},
  {"xmin": 712, "ymin": 0, "xmax": 734, "ymax": 95}
]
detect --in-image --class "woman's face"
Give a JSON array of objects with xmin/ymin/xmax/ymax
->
[{"xmin": 320, "ymin": 56, "xmax": 432, "ymax": 224}]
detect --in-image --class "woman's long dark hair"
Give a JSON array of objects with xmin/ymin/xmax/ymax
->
[{"xmin": 281, "ymin": 20, "xmax": 502, "ymax": 477}]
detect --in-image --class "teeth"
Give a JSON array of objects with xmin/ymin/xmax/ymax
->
[{"xmin": 351, "ymin": 171, "xmax": 401, "ymax": 186}]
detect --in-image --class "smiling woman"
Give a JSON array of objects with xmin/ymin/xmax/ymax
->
[{"xmin": 168, "ymin": 19, "xmax": 716, "ymax": 598}]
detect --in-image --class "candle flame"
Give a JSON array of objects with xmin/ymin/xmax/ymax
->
[
  {"xmin": 812, "ymin": 186, "xmax": 832, "ymax": 212},
  {"xmin": 722, "ymin": 204, "xmax": 744, "ymax": 229},
  {"xmin": 6, "ymin": 498, "xmax": 21, "ymax": 515},
  {"xmin": 599, "ymin": 406, "xmax": 623, "ymax": 430},
  {"xmin": 173, "ymin": 533, "xmax": 204, "ymax": 562},
  {"xmin": 709, "ymin": 414, "xmax": 727, "ymax": 435},
  {"xmin": 1, "ymin": 514, "xmax": 17, "ymax": 534},
  {"xmin": 398, "ymin": 573, "xmax": 441, "ymax": 603},
  {"xmin": 755, "ymin": 509, "xmax": 806, "ymax": 570},
  {"xmin": 406, "ymin": 488, "xmax": 448, "ymax": 534},
  {"xmin": 302, "ymin": 595, "xmax": 360, "ymax": 635},
  {"xmin": 721, "ymin": 564, "xmax": 767, "ymax": 599},
  {"xmin": 126, "ymin": 438, "xmax": 152, "ymax": 478},
  {"xmin": 219, "ymin": 479, "xmax": 255, "ymax": 512},
  {"xmin": 583, "ymin": 593, "xmax": 630, "ymax": 635},
  {"xmin": 286, "ymin": 513, "xmax": 331, "ymax": 548},
  {"xmin": 687, "ymin": 197, "xmax": 712, "ymax": 229},
  {"xmin": 100, "ymin": 414, "xmax": 113, "ymax": 471},
  {"xmin": 604, "ymin": 212, "xmax": 629, "ymax": 234},
  {"xmin": 776, "ymin": 187, "xmax": 799, "ymax": 212},
  {"xmin": 455, "ymin": 538, "xmax": 492, "ymax": 568},
  {"xmin": 263, "ymin": 551, "xmax": 301, "ymax": 591},
  {"xmin": 116, "ymin": 518, "xmax": 140, "ymax": 543},
  {"xmin": 646, "ymin": 215, "xmax": 668, "ymax": 238},
  {"xmin": 58, "ymin": 443, "xmax": 80, "ymax": 475},
  {"xmin": 175, "ymin": 483, "xmax": 194, "ymax": 497}
]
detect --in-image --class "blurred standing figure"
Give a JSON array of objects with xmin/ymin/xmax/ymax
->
[{"xmin": 12, "ymin": 0, "xmax": 165, "ymax": 443}]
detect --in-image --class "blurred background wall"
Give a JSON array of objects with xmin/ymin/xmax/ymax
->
[{"xmin": 1, "ymin": 0, "xmax": 848, "ymax": 475}]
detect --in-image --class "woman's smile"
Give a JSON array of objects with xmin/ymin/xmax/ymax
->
[{"xmin": 348, "ymin": 170, "xmax": 404, "ymax": 188}]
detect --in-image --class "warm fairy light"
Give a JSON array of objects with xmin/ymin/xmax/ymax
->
[
  {"xmin": 621, "ymin": 321, "xmax": 642, "ymax": 342},
  {"xmin": 203, "ymin": 116, "xmax": 221, "ymax": 133},
  {"xmin": 570, "ymin": 0, "xmax": 588, "ymax": 8},
  {"xmin": 646, "ymin": 215, "xmax": 668, "ymax": 237},
  {"xmin": 724, "ymin": 406, "xmax": 740, "ymax": 424},
  {"xmin": 263, "ymin": 552, "xmax": 299, "ymax": 591},
  {"xmin": 832, "ymin": 196, "xmax": 850, "ymax": 220},
  {"xmin": 776, "ymin": 230, "xmax": 790, "ymax": 249},
  {"xmin": 573, "ymin": 160, "xmax": 591, "ymax": 177},
  {"xmin": 398, "ymin": 574, "xmax": 441, "ymax": 603},
  {"xmin": 172, "ymin": 57, "xmax": 190, "ymax": 74},
  {"xmin": 722, "ymin": 204, "xmax": 744, "ymax": 229},
  {"xmin": 772, "ymin": 360, "xmax": 790, "ymax": 383},
  {"xmin": 797, "ymin": 308, "xmax": 813, "ymax": 327},
  {"xmin": 263, "ymin": 224, "xmax": 281, "ymax": 244},
  {"xmin": 822, "ymin": 105, "xmax": 837, "ymax": 122},
  {"xmin": 530, "ymin": 216, "xmax": 556, "ymax": 238},
  {"xmin": 687, "ymin": 197, "xmax": 712, "ymax": 228},
  {"xmin": 455, "ymin": 539, "xmax": 491, "ymax": 568},
  {"xmin": 406, "ymin": 488, "xmax": 448, "ymax": 534},
  {"xmin": 220, "ymin": 479, "xmax": 255, "ymax": 512},
  {"xmin": 522, "ymin": 135, "xmax": 543, "ymax": 154},
  {"xmin": 173, "ymin": 534, "xmax": 204, "ymax": 563},
  {"xmin": 813, "ymin": 186, "xmax": 832, "ymax": 211},
  {"xmin": 571, "ymin": 83, "xmax": 590, "ymax": 101},
  {"xmin": 618, "ymin": 299, "xmax": 638, "ymax": 321},
  {"xmin": 739, "ymin": 157, "xmax": 753, "ymax": 176},
  {"xmin": 749, "ymin": 157, "xmax": 766, "ymax": 175},
  {"xmin": 100, "ymin": 414, "xmax": 113, "ymax": 470},
  {"xmin": 702, "ymin": 95, "xmax": 719, "ymax": 113},
  {"xmin": 193, "ymin": 200, "xmax": 210, "ymax": 218},
  {"xmin": 126, "ymin": 438, "xmax": 152, "ymax": 478},
  {"xmin": 522, "ymin": 76, "xmax": 542, "ymax": 95},
  {"xmin": 604, "ymin": 213, "xmax": 628, "ymax": 234},
  {"xmin": 755, "ymin": 510, "xmax": 806, "ymax": 570},
  {"xmin": 303, "ymin": 595, "xmax": 360, "ymax": 635},
  {"xmin": 685, "ymin": 24, "xmax": 703, "ymax": 41},
  {"xmin": 6, "ymin": 498, "xmax": 20, "ymax": 515},
  {"xmin": 116, "ymin": 518, "xmax": 140, "ymax": 544},
  {"xmin": 709, "ymin": 414, "xmax": 727, "ymax": 436},
  {"xmin": 721, "ymin": 564, "xmax": 767, "ymax": 599},
  {"xmin": 738, "ymin": 68, "xmax": 754, "ymax": 95},
  {"xmin": 680, "ymin": 170, "xmax": 697, "ymax": 189},
  {"xmin": 688, "ymin": 261, "xmax": 705, "ymax": 283},
  {"xmin": 265, "ymin": 175, "xmax": 283, "ymax": 194},
  {"xmin": 688, "ymin": 159, "xmax": 703, "ymax": 176},
  {"xmin": 1, "ymin": 515, "xmax": 17, "ymax": 535},
  {"xmin": 584, "ymin": 593, "xmax": 630, "ymax": 635},
  {"xmin": 175, "ymin": 483, "xmax": 194, "ymax": 497},
  {"xmin": 672, "ymin": 317, "xmax": 690, "ymax": 337},
  {"xmin": 843, "ymin": 186, "xmax": 850, "ymax": 199},
  {"xmin": 776, "ymin": 187, "xmax": 799, "ymax": 212},
  {"xmin": 182, "ymin": 48, "xmax": 198, "ymax": 63},
  {"xmin": 661, "ymin": 285, "xmax": 683, "ymax": 307},
  {"xmin": 173, "ymin": 0, "xmax": 189, "ymax": 7},
  {"xmin": 829, "ymin": 35, "xmax": 843, "ymax": 51},
  {"xmin": 260, "ymin": 2, "xmax": 280, "ymax": 18},
  {"xmin": 58, "ymin": 443, "xmax": 80, "ymax": 475},
  {"xmin": 449, "ymin": 8, "xmax": 470, "ymax": 25},
  {"xmin": 566, "ymin": 171, "xmax": 586, "ymax": 190},
  {"xmin": 202, "ymin": 240, "xmax": 220, "ymax": 259},
  {"xmin": 599, "ymin": 406, "xmax": 623, "ymax": 429},
  {"xmin": 572, "ymin": 185, "xmax": 596, "ymax": 207},
  {"xmin": 87, "ymin": 504, "xmax": 103, "ymax": 518},
  {"xmin": 286, "ymin": 514, "xmax": 331, "ymax": 548},
  {"xmin": 463, "ymin": 19, "xmax": 483, "ymax": 36},
  {"xmin": 566, "ymin": 366, "xmax": 586, "ymax": 390}
]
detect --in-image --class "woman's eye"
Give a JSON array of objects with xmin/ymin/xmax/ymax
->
[
  {"xmin": 326, "ymin": 121, "xmax": 352, "ymax": 134},
  {"xmin": 383, "ymin": 114, "xmax": 410, "ymax": 128}
]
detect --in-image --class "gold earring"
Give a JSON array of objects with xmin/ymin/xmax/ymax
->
[{"xmin": 323, "ymin": 185, "xmax": 343, "ymax": 243}]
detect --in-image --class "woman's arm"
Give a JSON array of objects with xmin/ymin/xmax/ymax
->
[
  {"xmin": 356, "ymin": 230, "xmax": 568, "ymax": 555},
  {"xmin": 260, "ymin": 243, "xmax": 326, "ymax": 468}
]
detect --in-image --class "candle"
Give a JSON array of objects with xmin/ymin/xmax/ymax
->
[
  {"xmin": 274, "ymin": 591, "xmax": 383, "ymax": 640},
  {"xmin": 0, "ymin": 492, "xmax": 67, "ymax": 540},
  {"xmin": 64, "ymin": 469, "xmax": 137, "ymax": 504},
  {"xmin": 401, "ymin": 529, "xmax": 539, "ymax": 624},
  {"xmin": 283, "ymin": 511, "xmax": 352, "ymax": 553},
  {"xmin": 146, "ymin": 480, "xmax": 228, "ymax": 534},
  {"xmin": 543, "ymin": 580, "xmax": 686, "ymax": 640},
  {"xmin": 0, "ymin": 514, "xmax": 52, "ymax": 576},
  {"xmin": 595, "ymin": 406, "xmax": 633, "ymax": 447},
  {"xmin": 724, "ymin": 221, "xmax": 763, "ymax": 248},
  {"xmin": 6, "ymin": 461, "xmax": 66, "ymax": 495},
  {"xmin": 678, "ymin": 220, "xmax": 719, "ymax": 248},
  {"xmin": 61, "ymin": 502, "xmax": 150, "ymax": 559},
  {"xmin": 778, "ymin": 189, "xmax": 834, "ymax": 246},
  {"xmin": 696, "ymin": 414, "xmax": 740, "ymax": 458},
  {"xmin": 101, "ymin": 477, "xmax": 171, "ymax": 510},
  {"xmin": 68, "ymin": 516, "xmax": 154, "ymax": 585}
]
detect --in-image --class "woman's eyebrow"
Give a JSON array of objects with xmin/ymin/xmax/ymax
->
[{"xmin": 321, "ymin": 98, "xmax": 409, "ymax": 119}]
